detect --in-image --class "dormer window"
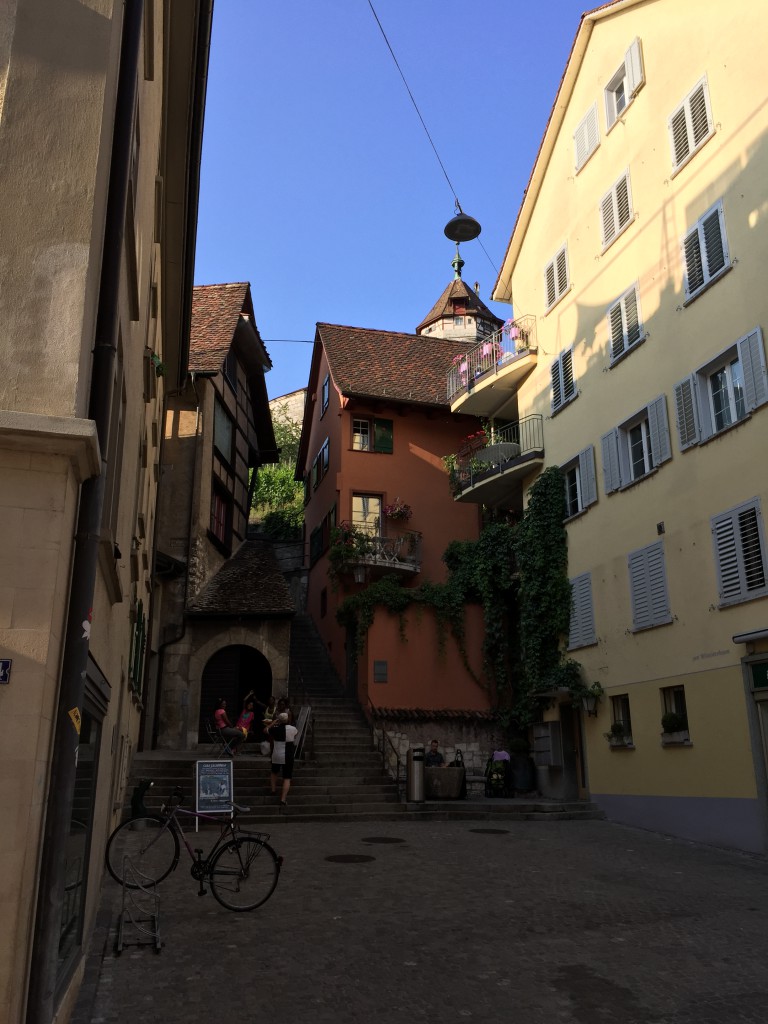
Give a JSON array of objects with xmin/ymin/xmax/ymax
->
[{"xmin": 453, "ymin": 299, "xmax": 466, "ymax": 315}]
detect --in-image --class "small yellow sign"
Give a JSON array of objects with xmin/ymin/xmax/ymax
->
[{"xmin": 68, "ymin": 707, "xmax": 82, "ymax": 735}]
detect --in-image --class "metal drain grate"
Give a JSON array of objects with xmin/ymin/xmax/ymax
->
[
  {"xmin": 361, "ymin": 837, "xmax": 405, "ymax": 844},
  {"xmin": 468, "ymin": 828, "xmax": 510, "ymax": 835},
  {"xmin": 325, "ymin": 854, "xmax": 376, "ymax": 863}
]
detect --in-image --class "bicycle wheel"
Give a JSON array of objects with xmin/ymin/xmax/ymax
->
[
  {"xmin": 209, "ymin": 837, "xmax": 280, "ymax": 911},
  {"xmin": 105, "ymin": 816, "xmax": 179, "ymax": 888}
]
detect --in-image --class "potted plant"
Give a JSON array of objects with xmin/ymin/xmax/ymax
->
[
  {"xmin": 383, "ymin": 497, "xmax": 412, "ymax": 523},
  {"xmin": 328, "ymin": 523, "xmax": 375, "ymax": 585},
  {"xmin": 604, "ymin": 721, "xmax": 632, "ymax": 748},
  {"xmin": 661, "ymin": 711, "xmax": 690, "ymax": 745}
]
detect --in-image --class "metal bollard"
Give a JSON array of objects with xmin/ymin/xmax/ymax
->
[{"xmin": 406, "ymin": 746, "xmax": 425, "ymax": 802}]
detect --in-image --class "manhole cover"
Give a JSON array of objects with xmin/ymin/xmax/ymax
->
[
  {"xmin": 468, "ymin": 828, "xmax": 510, "ymax": 835},
  {"xmin": 325, "ymin": 854, "xmax": 376, "ymax": 863},
  {"xmin": 361, "ymin": 837, "xmax": 405, "ymax": 844}
]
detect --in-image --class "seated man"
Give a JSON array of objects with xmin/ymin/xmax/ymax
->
[{"xmin": 425, "ymin": 739, "xmax": 445, "ymax": 767}]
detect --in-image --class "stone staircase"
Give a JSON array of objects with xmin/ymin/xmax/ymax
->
[{"xmin": 126, "ymin": 613, "xmax": 604, "ymax": 825}]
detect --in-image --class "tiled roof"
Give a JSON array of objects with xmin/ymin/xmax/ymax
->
[
  {"xmin": 416, "ymin": 278, "xmax": 504, "ymax": 334},
  {"xmin": 317, "ymin": 323, "xmax": 471, "ymax": 408},
  {"xmin": 370, "ymin": 708, "xmax": 495, "ymax": 722},
  {"xmin": 189, "ymin": 282, "xmax": 253, "ymax": 372},
  {"xmin": 187, "ymin": 540, "xmax": 295, "ymax": 617}
]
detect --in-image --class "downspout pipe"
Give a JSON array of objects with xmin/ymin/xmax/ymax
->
[{"xmin": 26, "ymin": 3, "xmax": 144, "ymax": 1021}]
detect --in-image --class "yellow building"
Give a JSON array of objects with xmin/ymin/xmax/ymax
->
[
  {"xmin": 450, "ymin": 0, "xmax": 768, "ymax": 852},
  {"xmin": 0, "ymin": 2, "xmax": 211, "ymax": 1020}
]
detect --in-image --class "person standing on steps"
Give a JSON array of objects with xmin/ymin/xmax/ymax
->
[{"xmin": 266, "ymin": 712, "xmax": 298, "ymax": 807}]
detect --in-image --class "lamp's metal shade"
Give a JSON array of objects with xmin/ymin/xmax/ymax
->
[{"xmin": 444, "ymin": 211, "xmax": 481, "ymax": 242}]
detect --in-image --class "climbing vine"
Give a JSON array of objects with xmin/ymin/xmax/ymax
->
[
  {"xmin": 513, "ymin": 466, "xmax": 579, "ymax": 725},
  {"xmin": 335, "ymin": 521, "xmax": 518, "ymax": 691}
]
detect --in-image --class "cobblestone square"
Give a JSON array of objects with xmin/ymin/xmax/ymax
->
[{"xmin": 76, "ymin": 819, "xmax": 768, "ymax": 1024}]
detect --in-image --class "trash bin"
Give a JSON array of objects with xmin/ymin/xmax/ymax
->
[{"xmin": 406, "ymin": 746, "xmax": 425, "ymax": 802}]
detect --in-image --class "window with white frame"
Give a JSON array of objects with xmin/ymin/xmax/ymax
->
[
  {"xmin": 608, "ymin": 284, "xmax": 643, "ymax": 362},
  {"xmin": 711, "ymin": 498, "xmax": 768, "ymax": 606},
  {"xmin": 352, "ymin": 418, "xmax": 370, "ymax": 451},
  {"xmin": 568, "ymin": 572, "xmax": 597, "ymax": 649},
  {"xmin": 673, "ymin": 327, "xmax": 767, "ymax": 450},
  {"xmin": 551, "ymin": 349, "xmax": 576, "ymax": 414},
  {"xmin": 628, "ymin": 540, "xmax": 672, "ymax": 631},
  {"xmin": 352, "ymin": 494, "xmax": 381, "ymax": 535},
  {"xmin": 600, "ymin": 171, "xmax": 633, "ymax": 249},
  {"xmin": 682, "ymin": 200, "xmax": 729, "ymax": 301},
  {"xmin": 669, "ymin": 77, "xmax": 714, "ymax": 171},
  {"xmin": 573, "ymin": 103, "xmax": 599, "ymax": 172},
  {"xmin": 562, "ymin": 446, "xmax": 597, "ymax": 518},
  {"xmin": 601, "ymin": 395, "xmax": 671, "ymax": 493},
  {"xmin": 604, "ymin": 38, "xmax": 644, "ymax": 129},
  {"xmin": 352, "ymin": 416, "xmax": 393, "ymax": 453},
  {"xmin": 544, "ymin": 245, "xmax": 569, "ymax": 311}
]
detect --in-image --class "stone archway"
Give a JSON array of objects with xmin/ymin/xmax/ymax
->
[{"xmin": 197, "ymin": 645, "xmax": 273, "ymax": 743}]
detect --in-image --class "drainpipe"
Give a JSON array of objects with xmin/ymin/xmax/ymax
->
[{"xmin": 26, "ymin": 4, "xmax": 144, "ymax": 1022}]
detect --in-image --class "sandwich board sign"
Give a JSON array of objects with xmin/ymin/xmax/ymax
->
[{"xmin": 195, "ymin": 760, "xmax": 233, "ymax": 815}]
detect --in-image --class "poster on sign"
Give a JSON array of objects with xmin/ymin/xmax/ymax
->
[{"xmin": 196, "ymin": 760, "xmax": 233, "ymax": 814}]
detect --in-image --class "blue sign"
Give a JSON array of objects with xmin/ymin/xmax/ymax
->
[{"xmin": 0, "ymin": 660, "xmax": 11, "ymax": 684}]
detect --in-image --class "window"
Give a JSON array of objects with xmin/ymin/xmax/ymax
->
[
  {"xmin": 568, "ymin": 572, "xmax": 596, "ymax": 650},
  {"xmin": 608, "ymin": 284, "xmax": 643, "ymax": 362},
  {"xmin": 661, "ymin": 686, "xmax": 689, "ymax": 735},
  {"xmin": 551, "ymin": 349, "xmax": 576, "ymax": 414},
  {"xmin": 628, "ymin": 540, "xmax": 671, "ymax": 631},
  {"xmin": 544, "ymin": 245, "xmax": 569, "ymax": 310},
  {"xmin": 223, "ymin": 349, "xmax": 238, "ymax": 394},
  {"xmin": 352, "ymin": 417, "xmax": 393, "ymax": 454},
  {"xmin": 373, "ymin": 660, "xmax": 388, "ymax": 683},
  {"xmin": 600, "ymin": 171, "xmax": 633, "ymax": 249},
  {"xmin": 711, "ymin": 498, "xmax": 768, "ymax": 606},
  {"xmin": 352, "ymin": 494, "xmax": 381, "ymax": 535},
  {"xmin": 610, "ymin": 695, "xmax": 633, "ymax": 743},
  {"xmin": 213, "ymin": 399, "xmax": 234, "ymax": 465},
  {"xmin": 453, "ymin": 316, "xmax": 464, "ymax": 326},
  {"xmin": 311, "ymin": 438, "xmax": 330, "ymax": 490},
  {"xmin": 673, "ymin": 328, "xmax": 767, "ymax": 449},
  {"xmin": 669, "ymin": 77, "xmax": 713, "ymax": 171},
  {"xmin": 309, "ymin": 505, "xmax": 337, "ymax": 568},
  {"xmin": 562, "ymin": 446, "xmax": 597, "ymax": 518},
  {"xmin": 682, "ymin": 200, "xmax": 729, "ymax": 301},
  {"xmin": 321, "ymin": 374, "xmax": 330, "ymax": 415},
  {"xmin": 210, "ymin": 484, "xmax": 232, "ymax": 548},
  {"xmin": 604, "ymin": 38, "xmax": 644, "ymax": 129},
  {"xmin": 103, "ymin": 346, "xmax": 126, "ymax": 542},
  {"xmin": 601, "ymin": 395, "xmax": 671, "ymax": 493},
  {"xmin": 573, "ymin": 103, "xmax": 599, "ymax": 171}
]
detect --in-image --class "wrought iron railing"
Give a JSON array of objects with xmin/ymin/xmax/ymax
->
[
  {"xmin": 448, "ymin": 414, "xmax": 545, "ymax": 496},
  {"xmin": 367, "ymin": 698, "xmax": 405, "ymax": 799},
  {"xmin": 447, "ymin": 314, "xmax": 537, "ymax": 402}
]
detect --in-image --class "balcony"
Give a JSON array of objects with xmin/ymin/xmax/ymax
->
[
  {"xmin": 447, "ymin": 415, "xmax": 545, "ymax": 506},
  {"xmin": 447, "ymin": 314, "xmax": 537, "ymax": 417},
  {"xmin": 329, "ymin": 522, "xmax": 422, "ymax": 584}
]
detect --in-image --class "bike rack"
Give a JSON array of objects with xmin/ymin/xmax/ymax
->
[{"xmin": 115, "ymin": 855, "xmax": 163, "ymax": 955}]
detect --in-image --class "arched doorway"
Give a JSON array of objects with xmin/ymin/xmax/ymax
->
[{"xmin": 198, "ymin": 645, "xmax": 273, "ymax": 743}]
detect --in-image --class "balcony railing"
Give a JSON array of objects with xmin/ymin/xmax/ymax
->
[
  {"xmin": 447, "ymin": 314, "xmax": 537, "ymax": 404},
  {"xmin": 448, "ymin": 415, "xmax": 544, "ymax": 498},
  {"xmin": 329, "ymin": 522, "xmax": 422, "ymax": 582}
]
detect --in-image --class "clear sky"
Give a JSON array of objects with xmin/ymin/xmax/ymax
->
[{"xmin": 194, "ymin": 0, "xmax": 590, "ymax": 400}]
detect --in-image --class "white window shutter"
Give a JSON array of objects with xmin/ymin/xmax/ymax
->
[
  {"xmin": 578, "ymin": 446, "xmax": 597, "ymax": 508},
  {"xmin": 669, "ymin": 103, "xmax": 689, "ymax": 167},
  {"xmin": 626, "ymin": 38, "xmax": 644, "ymax": 95},
  {"xmin": 737, "ymin": 327, "xmax": 768, "ymax": 410},
  {"xmin": 712, "ymin": 501, "xmax": 768, "ymax": 603},
  {"xmin": 628, "ymin": 549, "xmax": 652, "ymax": 630},
  {"xmin": 624, "ymin": 286, "xmax": 641, "ymax": 345},
  {"xmin": 556, "ymin": 246, "xmax": 569, "ymax": 295},
  {"xmin": 608, "ymin": 299, "xmax": 625, "ymax": 359},
  {"xmin": 701, "ymin": 203, "xmax": 727, "ymax": 279},
  {"xmin": 551, "ymin": 359, "xmax": 563, "ymax": 412},
  {"xmin": 568, "ymin": 572, "xmax": 596, "ymax": 649},
  {"xmin": 712, "ymin": 511, "xmax": 744, "ymax": 601},
  {"xmin": 574, "ymin": 104, "xmax": 599, "ymax": 171},
  {"xmin": 683, "ymin": 227, "xmax": 705, "ymax": 297},
  {"xmin": 545, "ymin": 261, "xmax": 556, "ymax": 308},
  {"xmin": 562, "ymin": 349, "xmax": 575, "ymax": 402},
  {"xmin": 647, "ymin": 395, "xmax": 672, "ymax": 466},
  {"xmin": 689, "ymin": 82, "xmax": 712, "ymax": 149},
  {"xmin": 601, "ymin": 191, "xmax": 616, "ymax": 247},
  {"xmin": 673, "ymin": 376, "xmax": 700, "ymax": 449},
  {"xmin": 616, "ymin": 174, "xmax": 631, "ymax": 231},
  {"xmin": 601, "ymin": 429, "xmax": 621, "ymax": 493},
  {"xmin": 629, "ymin": 541, "xmax": 670, "ymax": 631}
]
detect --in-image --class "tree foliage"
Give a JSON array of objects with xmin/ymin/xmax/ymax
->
[{"xmin": 252, "ymin": 401, "xmax": 303, "ymax": 540}]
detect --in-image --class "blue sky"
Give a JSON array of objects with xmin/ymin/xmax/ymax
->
[{"xmin": 194, "ymin": 0, "xmax": 590, "ymax": 400}]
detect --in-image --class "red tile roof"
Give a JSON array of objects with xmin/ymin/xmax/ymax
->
[
  {"xmin": 317, "ymin": 323, "xmax": 472, "ymax": 408},
  {"xmin": 370, "ymin": 707, "xmax": 495, "ymax": 722},
  {"xmin": 416, "ymin": 278, "xmax": 504, "ymax": 334},
  {"xmin": 190, "ymin": 283, "xmax": 270, "ymax": 371}
]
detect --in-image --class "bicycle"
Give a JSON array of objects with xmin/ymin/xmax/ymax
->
[{"xmin": 105, "ymin": 784, "xmax": 282, "ymax": 912}]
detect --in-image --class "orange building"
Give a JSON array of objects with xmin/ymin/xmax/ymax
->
[{"xmin": 297, "ymin": 264, "xmax": 503, "ymax": 716}]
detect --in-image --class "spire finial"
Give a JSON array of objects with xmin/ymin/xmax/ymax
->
[{"xmin": 451, "ymin": 244, "xmax": 464, "ymax": 280}]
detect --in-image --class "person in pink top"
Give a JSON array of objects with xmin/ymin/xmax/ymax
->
[{"xmin": 214, "ymin": 698, "xmax": 245, "ymax": 755}]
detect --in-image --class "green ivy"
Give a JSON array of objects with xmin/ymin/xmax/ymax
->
[{"xmin": 513, "ymin": 466, "xmax": 580, "ymax": 725}]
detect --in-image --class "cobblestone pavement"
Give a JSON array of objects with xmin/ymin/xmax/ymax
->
[{"xmin": 77, "ymin": 819, "xmax": 768, "ymax": 1024}]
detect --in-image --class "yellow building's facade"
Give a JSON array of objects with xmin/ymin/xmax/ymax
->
[
  {"xmin": 454, "ymin": 0, "xmax": 768, "ymax": 852},
  {"xmin": 0, "ymin": 2, "xmax": 211, "ymax": 1020}
]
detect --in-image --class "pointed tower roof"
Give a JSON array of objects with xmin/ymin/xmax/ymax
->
[{"xmin": 416, "ymin": 276, "xmax": 503, "ymax": 335}]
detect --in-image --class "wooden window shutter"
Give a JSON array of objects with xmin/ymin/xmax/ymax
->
[
  {"xmin": 578, "ymin": 446, "xmax": 597, "ymax": 508},
  {"xmin": 625, "ymin": 38, "xmax": 644, "ymax": 95},
  {"xmin": 574, "ymin": 104, "xmax": 599, "ymax": 171},
  {"xmin": 647, "ymin": 395, "xmax": 672, "ymax": 466},
  {"xmin": 568, "ymin": 572, "xmax": 596, "ymax": 649},
  {"xmin": 628, "ymin": 541, "xmax": 670, "ymax": 631},
  {"xmin": 673, "ymin": 376, "xmax": 700, "ymax": 450},
  {"xmin": 601, "ymin": 429, "xmax": 621, "ymax": 494},
  {"xmin": 373, "ymin": 418, "xmax": 393, "ymax": 454},
  {"xmin": 737, "ymin": 327, "xmax": 768, "ymax": 411}
]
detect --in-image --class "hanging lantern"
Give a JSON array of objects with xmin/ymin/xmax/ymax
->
[{"xmin": 444, "ymin": 211, "xmax": 481, "ymax": 243}]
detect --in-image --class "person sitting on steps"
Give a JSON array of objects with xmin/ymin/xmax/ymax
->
[{"xmin": 214, "ymin": 698, "xmax": 245, "ymax": 756}]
